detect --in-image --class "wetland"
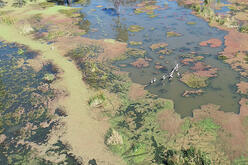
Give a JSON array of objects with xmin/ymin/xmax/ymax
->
[{"xmin": 0, "ymin": 0, "xmax": 248, "ymax": 164}]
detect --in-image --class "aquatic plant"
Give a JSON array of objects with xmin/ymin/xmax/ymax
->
[
  {"xmin": 128, "ymin": 25, "xmax": 144, "ymax": 32},
  {"xmin": 129, "ymin": 41, "xmax": 142, "ymax": 46},
  {"xmin": 181, "ymin": 73, "xmax": 208, "ymax": 88},
  {"xmin": 166, "ymin": 31, "xmax": 182, "ymax": 37}
]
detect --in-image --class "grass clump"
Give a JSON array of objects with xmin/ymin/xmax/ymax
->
[
  {"xmin": 88, "ymin": 93, "xmax": 106, "ymax": 107},
  {"xmin": 58, "ymin": 9, "xmax": 81, "ymax": 18},
  {"xmin": 196, "ymin": 118, "xmax": 220, "ymax": 135},
  {"xmin": 239, "ymin": 25, "xmax": 248, "ymax": 33},
  {"xmin": 0, "ymin": 16, "xmax": 16, "ymax": 25},
  {"xmin": 39, "ymin": 2, "xmax": 55, "ymax": 9}
]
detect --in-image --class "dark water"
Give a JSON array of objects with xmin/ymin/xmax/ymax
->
[{"xmin": 70, "ymin": 0, "xmax": 242, "ymax": 117}]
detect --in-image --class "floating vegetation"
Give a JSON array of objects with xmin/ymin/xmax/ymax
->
[
  {"xmin": 126, "ymin": 48, "xmax": 146, "ymax": 57},
  {"xmin": 199, "ymin": 38, "xmax": 222, "ymax": 48},
  {"xmin": 166, "ymin": 31, "xmax": 182, "ymax": 37},
  {"xmin": 150, "ymin": 42, "xmax": 168, "ymax": 51},
  {"xmin": 128, "ymin": 25, "xmax": 144, "ymax": 32},
  {"xmin": 131, "ymin": 58, "xmax": 149, "ymax": 68},
  {"xmin": 187, "ymin": 21, "xmax": 196, "ymax": 25},
  {"xmin": 129, "ymin": 41, "xmax": 143, "ymax": 46},
  {"xmin": 182, "ymin": 89, "xmax": 204, "ymax": 97},
  {"xmin": 181, "ymin": 73, "xmax": 208, "ymax": 88}
]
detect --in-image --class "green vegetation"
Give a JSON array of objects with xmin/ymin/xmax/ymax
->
[
  {"xmin": 196, "ymin": 118, "xmax": 220, "ymax": 135},
  {"xmin": 128, "ymin": 25, "xmax": 144, "ymax": 32},
  {"xmin": 181, "ymin": 73, "xmax": 208, "ymax": 88},
  {"xmin": 88, "ymin": 93, "xmax": 106, "ymax": 107},
  {"xmin": 39, "ymin": 2, "xmax": 56, "ymax": 9},
  {"xmin": 239, "ymin": 25, "xmax": 248, "ymax": 33},
  {"xmin": 66, "ymin": 45, "xmax": 130, "ymax": 96},
  {"xmin": 58, "ymin": 8, "xmax": 81, "ymax": 18},
  {"xmin": 12, "ymin": 0, "xmax": 26, "ymax": 7},
  {"xmin": 0, "ymin": 16, "xmax": 16, "ymax": 25},
  {"xmin": 165, "ymin": 146, "xmax": 211, "ymax": 165},
  {"xmin": 167, "ymin": 31, "xmax": 182, "ymax": 37}
]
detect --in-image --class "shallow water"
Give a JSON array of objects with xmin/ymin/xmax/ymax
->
[{"xmin": 72, "ymin": 0, "xmax": 242, "ymax": 117}]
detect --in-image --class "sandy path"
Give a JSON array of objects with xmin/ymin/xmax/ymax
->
[{"xmin": 0, "ymin": 24, "xmax": 124, "ymax": 164}]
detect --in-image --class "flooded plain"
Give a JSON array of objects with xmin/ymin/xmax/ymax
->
[{"xmin": 71, "ymin": 0, "xmax": 241, "ymax": 117}]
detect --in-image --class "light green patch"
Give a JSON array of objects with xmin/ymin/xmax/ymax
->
[
  {"xmin": 181, "ymin": 118, "xmax": 191, "ymax": 132},
  {"xmin": 17, "ymin": 48, "xmax": 24, "ymax": 55},
  {"xmin": 128, "ymin": 25, "xmax": 144, "ymax": 32},
  {"xmin": 104, "ymin": 39, "xmax": 116, "ymax": 44},
  {"xmin": 181, "ymin": 73, "xmax": 208, "ymax": 88},
  {"xmin": 0, "ymin": 16, "xmax": 16, "ymax": 25},
  {"xmin": 167, "ymin": 31, "xmax": 182, "ymax": 37},
  {"xmin": 129, "ymin": 41, "xmax": 142, "ymax": 46},
  {"xmin": 149, "ymin": 14, "xmax": 158, "ymax": 18},
  {"xmin": 38, "ymin": 2, "xmax": 55, "ymax": 9},
  {"xmin": 232, "ymin": 155, "xmax": 248, "ymax": 165},
  {"xmin": 196, "ymin": 118, "xmax": 220, "ymax": 135},
  {"xmin": 88, "ymin": 93, "xmax": 106, "ymax": 107},
  {"xmin": 43, "ymin": 73, "xmax": 55, "ymax": 83},
  {"xmin": 58, "ymin": 8, "xmax": 81, "ymax": 18},
  {"xmin": 187, "ymin": 21, "xmax": 196, "ymax": 25}
]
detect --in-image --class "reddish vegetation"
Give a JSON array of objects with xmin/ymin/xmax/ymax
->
[
  {"xmin": 128, "ymin": 83, "xmax": 147, "ymax": 100},
  {"xmin": 150, "ymin": 42, "xmax": 168, "ymax": 50},
  {"xmin": 182, "ymin": 89, "xmax": 204, "ymax": 97},
  {"xmin": 131, "ymin": 58, "xmax": 149, "ymax": 68},
  {"xmin": 223, "ymin": 30, "xmax": 248, "ymax": 59},
  {"xmin": 181, "ymin": 58, "xmax": 194, "ymax": 65},
  {"xmin": 157, "ymin": 110, "xmax": 183, "ymax": 135},
  {"xmin": 193, "ymin": 101, "xmax": 248, "ymax": 160},
  {"xmin": 190, "ymin": 62, "xmax": 210, "ymax": 71},
  {"xmin": 237, "ymin": 81, "xmax": 248, "ymax": 94},
  {"xmin": 199, "ymin": 38, "xmax": 222, "ymax": 48},
  {"xmin": 191, "ymin": 62, "xmax": 218, "ymax": 78}
]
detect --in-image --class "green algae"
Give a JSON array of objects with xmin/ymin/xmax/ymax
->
[{"xmin": 128, "ymin": 25, "xmax": 144, "ymax": 32}]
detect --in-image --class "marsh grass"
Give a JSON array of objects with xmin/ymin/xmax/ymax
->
[{"xmin": 0, "ymin": 16, "xmax": 16, "ymax": 25}]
